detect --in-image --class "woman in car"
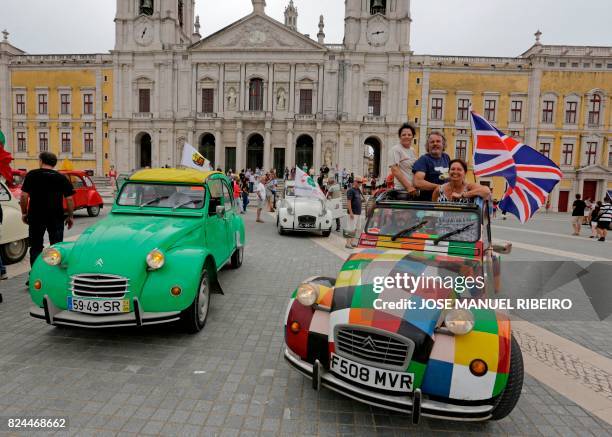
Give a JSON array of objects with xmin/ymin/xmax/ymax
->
[{"xmin": 432, "ymin": 159, "xmax": 490, "ymax": 203}]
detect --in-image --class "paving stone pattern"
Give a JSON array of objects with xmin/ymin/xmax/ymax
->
[{"xmin": 0, "ymin": 211, "xmax": 611, "ymax": 436}]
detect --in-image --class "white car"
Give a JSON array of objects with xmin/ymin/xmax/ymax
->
[
  {"xmin": 0, "ymin": 181, "xmax": 29, "ymax": 264},
  {"xmin": 276, "ymin": 181, "xmax": 333, "ymax": 237}
]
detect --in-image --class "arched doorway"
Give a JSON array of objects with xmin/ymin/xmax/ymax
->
[
  {"xmin": 199, "ymin": 133, "xmax": 215, "ymax": 167},
  {"xmin": 295, "ymin": 134, "xmax": 314, "ymax": 171},
  {"xmin": 363, "ymin": 137, "xmax": 381, "ymax": 178},
  {"xmin": 247, "ymin": 133, "xmax": 264, "ymax": 171},
  {"xmin": 137, "ymin": 132, "xmax": 152, "ymax": 168}
]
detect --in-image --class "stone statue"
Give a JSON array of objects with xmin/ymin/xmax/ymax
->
[
  {"xmin": 324, "ymin": 146, "xmax": 333, "ymax": 167},
  {"xmin": 140, "ymin": 0, "xmax": 153, "ymax": 16},
  {"xmin": 227, "ymin": 88, "xmax": 237, "ymax": 110},
  {"xmin": 276, "ymin": 88, "xmax": 286, "ymax": 110}
]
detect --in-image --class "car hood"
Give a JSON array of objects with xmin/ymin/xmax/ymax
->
[
  {"xmin": 285, "ymin": 197, "xmax": 325, "ymax": 212},
  {"xmin": 67, "ymin": 214, "xmax": 201, "ymax": 276},
  {"xmin": 329, "ymin": 248, "xmax": 484, "ymax": 339}
]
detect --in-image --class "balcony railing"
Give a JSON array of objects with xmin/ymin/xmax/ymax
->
[
  {"xmin": 133, "ymin": 112, "xmax": 153, "ymax": 119},
  {"xmin": 295, "ymin": 114, "xmax": 315, "ymax": 121},
  {"xmin": 363, "ymin": 115, "xmax": 386, "ymax": 123},
  {"xmin": 197, "ymin": 112, "xmax": 218, "ymax": 120}
]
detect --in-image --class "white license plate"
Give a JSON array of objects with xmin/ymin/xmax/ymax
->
[
  {"xmin": 68, "ymin": 297, "xmax": 130, "ymax": 314},
  {"xmin": 299, "ymin": 223, "xmax": 315, "ymax": 228},
  {"xmin": 330, "ymin": 353, "xmax": 413, "ymax": 392}
]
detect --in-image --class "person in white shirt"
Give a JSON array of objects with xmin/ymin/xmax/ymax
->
[
  {"xmin": 255, "ymin": 176, "xmax": 267, "ymax": 223},
  {"xmin": 388, "ymin": 122, "xmax": 418, "ymax": 194}
]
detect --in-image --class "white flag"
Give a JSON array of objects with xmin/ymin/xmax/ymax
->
[
  {"xmin": 294, "ymin": 166, "xmax": 326, "ymax": 200},
  {"xmin": 181, "ymin": 143, "xmax": 212, "ymax": 172}
]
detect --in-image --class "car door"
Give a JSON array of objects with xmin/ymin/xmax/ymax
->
[
  {"xmin": 69, "ymin": 175, "xmax": 87, "ymax": 210},
  {"xmin": 205, "ymin": 178, "xmax": 231, "ymax": 267},
  {"xmin": 221, "ymin": 180, "xmax": 238, "ymax": 254}
]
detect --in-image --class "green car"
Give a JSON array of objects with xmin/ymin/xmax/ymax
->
[{"xmin": 28, "ymin": 168, "xmax": 245, "ymax": 333}]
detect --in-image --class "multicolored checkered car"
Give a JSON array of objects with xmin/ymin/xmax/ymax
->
[{"xmin": 284, "ymin": 194, "xmax": 522, "ymax": 423}]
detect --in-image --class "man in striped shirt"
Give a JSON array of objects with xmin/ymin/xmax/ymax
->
[{"xmin": 596, "ymin": 200, "xmax": 611, "ymax": 242}]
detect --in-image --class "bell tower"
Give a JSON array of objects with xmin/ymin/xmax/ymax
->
[
  {"xmin": 343, "ymin": 0, "xmax": 411, "ymax": 52},
  {"xmin": 115, "ymin": 0, "xmax": 195, "ymax": 51}
]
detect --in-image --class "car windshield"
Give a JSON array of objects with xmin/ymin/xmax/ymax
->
[
  {"xmin": 285, "ymin": 186, "xmax": 295, "ymax": 197},
  {"xmin": 117, "ymin": 183, "xmax": 205, "ymax": 210},
  {"xmin": 366, "ymin": 206, "xmax": 480, "ymax": 242}
]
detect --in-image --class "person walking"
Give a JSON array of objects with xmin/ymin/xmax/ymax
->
[
  {"xmin": 596, "ymin": 199, "xmax": 611, "ymax": 242},
  {"xmin": 255, "ymin": 175, "xmax": 266, "ymax": 223},
  {"xmin": 240, "ymin": 177, "xmax": 250, "ymax": 214},
  {"xmin": 570, "ymin": 194, "xmax": 586, "ymax": 236},
  {"xmin": 344, "ymin": 177, "xmax": 364, "ymax": 249},
  {"xmin": 589, "ymin": 201, "xmax": 602, "ymax": 238},
  {"xmin": 20, "ymin": 152, "xmax": 75, "ymax": 269},
  {"xmin": 232, "ymin": 175, "xmax": 242, "ymax": 213}
]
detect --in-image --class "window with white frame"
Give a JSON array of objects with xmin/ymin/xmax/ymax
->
[
  {"xmin": 15, "ymin": 94, "xmax": 25, "ymax": 115},
  {"xmin": 588, "ymin": 94, "xmax": 601, "ymax": 126},
  {"xmin": 61, "ymin": 132, "xmax": 71, "ymax": 153},
  {"xmin": 542, "ymin": 100, "xmax": 554, "ymax": 124},
  {"xmin": 539, "ymin": 142, "xmax": 551, "ymax": 159},
  {"xmin": 60, "ymin": 93, "xmax": 71, "ymax": 115},
  {"xmin": 367, "ymin": 91, "xmax": 381, "ymax": 116},
  {"xmin": 457, "ymin": 98, "xmax": 470, "ymax": 121},
  {"xmin": 586, "ymin": 142, "xmax": 597, "ymax": 165},
  {"xmin": 565, "ymin": 101, "xmax": 578, "ymax": 124},
  {"xmin": 83, "ymin": 93, "xmax": 94, "ymax": 115},
  {"xmin": 84, "ymin": 132, "xmax": 94, "ymax": 154},
  {"xmin": 562, "ymin": 143, "xmax": 574, "ymax": 165},
  {"xmin": 202, "ymin": 88, "xmax": 214, "ymax": 113},
  {"xmin": 39, "ymin": 132, "xmax": 48, "ymax": 151},
  {"xmin": 17, "ymin": 132, "xmax": 26, "ymax": 152},
  {"xmin": 38, "ymin": 94, "xmax": 48, "ymax": 115},
  {"xmin": 510, "ymin": 100, "xmax": 523, "ymax": 123},
  {"xmin": 248, "ymin": 78, "xmax": 264, "ymax": 111},
  {"xmin": 455, "ymin": 140, "xmax": 467, "ymax": 160},
  {"xmin": 300, "ymin": 89, "xmax": 313, "ymax": 114},
  {"xmin": 484, "ymin": 99, "xmax": 496, "ymax": 121},
  {"xmin": 431, "ymin": 97, "xmax": 443, "ymax": 120}
]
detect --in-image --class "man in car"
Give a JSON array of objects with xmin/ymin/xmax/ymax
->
[
  {"xmin": 412, "ymin": 132, "xmax": 451, "ymax": 201},
  {"xmin": 20, "ymin": 152, "xmax": 75, "ymax": 267}
]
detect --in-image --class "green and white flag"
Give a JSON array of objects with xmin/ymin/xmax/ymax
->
[{"xmin": 295, "ymin": 166, "xmax": 325, "ymax": 200}]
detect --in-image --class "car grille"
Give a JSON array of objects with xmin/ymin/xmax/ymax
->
[
  {"xmin": 71, "ymin": 274, "xmax": 129, "ymax": 298},
  {"xmin": 298, "ymin": 215, "xmax": 316, "ymax": 228},
  {"xmin": 335, "ymin": 325, "xmax": 413, "ymax": 370}
]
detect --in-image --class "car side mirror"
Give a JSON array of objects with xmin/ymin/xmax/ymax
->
[
  {"xmin": 492, "ymin": 242, "xmax": 512, "ymax": 254},
  {"xmin": 216, "ymin": 205, "xmax": 225, "ymax": 218}
]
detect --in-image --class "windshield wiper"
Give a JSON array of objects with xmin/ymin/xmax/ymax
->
[
  {"xmin": 433, "ymin": 223, "xmax": 475, "ymax": 245},
  {"xmin": 391, "ymin": 220, "xmax": 429, "ymax": 241},
  {"xmin": 172, "ymin": 199, "xmax": 200, "ymax": 210},
  {"xmin": 139, "ymin": 196, "xmax": 169, "ymax": 208}
]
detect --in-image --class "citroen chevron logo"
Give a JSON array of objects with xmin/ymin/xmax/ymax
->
[
  {"xmin": 361, "ymin": 336, "xmax": 377, "ymax": 351},
  {"xmin": 95, "ymin": 258, "xmax": 104, "ymax": 268}
]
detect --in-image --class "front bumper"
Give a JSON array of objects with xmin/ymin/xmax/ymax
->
[
  {"xmin": 30, "ymin": 295, "xmax": 181, "ymax": 328},
  {"xmin": 284, "ymin": 347, "xmax": 494, "ymax": 421}
]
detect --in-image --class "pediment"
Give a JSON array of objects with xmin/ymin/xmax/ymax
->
[
  {"xmin": 576, "ymin": 164, "xmax": 611, "ymax": 174},
  {"xmin": 191, "ymin": 14, "xmax": 325, "ymax": 52}
]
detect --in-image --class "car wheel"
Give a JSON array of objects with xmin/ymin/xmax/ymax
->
[
  {"xmin": 322, "ymin": 229, "xmax": 331, "ymax": 237},
  {"xmin": 182, "ymin": 269, "xmax": 211, "ymax": 334},
  {"xmin": 230, "ymin": 246, "xmax": 243, "ymax": 269},
  {"xmin": 0, "ymin": 239, "xmax": 28, "ymax": 264},
  {"xmin": 277, "ymin": 217, "xmax": 285, "ymax": 235},
  {"xmin": 490, "ymin": 335, "xmax": 524, "ymax": 420},
  {"xmin": 87, "ymin": 205, "xmax": 101, "ymax": 217}
]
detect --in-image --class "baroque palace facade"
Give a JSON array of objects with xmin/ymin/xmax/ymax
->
[{"xmin": 0, "ymin": 0, "xmax": 610, "ymax": 210}]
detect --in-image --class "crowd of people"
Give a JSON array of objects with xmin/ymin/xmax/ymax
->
[{"xmin": 571, "ymin": 194, "xmax": 611, "ymax": 242}]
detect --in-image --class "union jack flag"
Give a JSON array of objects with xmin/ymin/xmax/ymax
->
[{"xmin": 471, "ymin": 111, "xmax": 562, "ymax": 223}]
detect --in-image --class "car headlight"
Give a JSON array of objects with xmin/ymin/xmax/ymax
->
[
  {"xmin": 146, "ymin": 249, "xmax": 165, "ymax": 270},
  {"xmin": 444, "ymin": 309, "xmax": 475, "ymax": 335},
  {"xmin": 296, "ymin": 283, "xmax": 319, "ymax": 306},
  {"xmin": 287, "ymin": 205, "xmax": 294, "ymax": 215},
  {"xmin": 42, "ymin": 247, "xmax": 62, "ymax": 266}
]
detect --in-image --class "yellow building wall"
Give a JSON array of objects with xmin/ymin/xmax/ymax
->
[
  {"xmin": 102, "ymin": 68, "xmax": 113, "ymax": 175},
  {"xmin": 407, "ymin": 71, "xmax": 423, "ymax": 156},
  {"xmin": 10, "ymin": 68, "xmax": 110, "ymax": 173}
]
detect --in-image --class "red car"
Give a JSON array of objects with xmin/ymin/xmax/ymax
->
[
  {"xmin": 59, "ymin": 170, "xmax": 104, "ymax": 217},
  {"xmin": 8, "ymin": 169, "xmax": 103, "ymax": 217}
]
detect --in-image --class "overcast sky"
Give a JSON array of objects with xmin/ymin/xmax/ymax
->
[{"xmin": 2, "ymin": 0, "xmax": 611, "ymax": 56}]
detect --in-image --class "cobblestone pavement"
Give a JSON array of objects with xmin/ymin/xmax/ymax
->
[{"xmin": 1, "ymin": 210, "xmax": 611, "ymax": 436}]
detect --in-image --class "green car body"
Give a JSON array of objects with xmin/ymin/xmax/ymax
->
[{"xmin": 28, "ymin": 168, "xmax": 245, "ymax": 332}]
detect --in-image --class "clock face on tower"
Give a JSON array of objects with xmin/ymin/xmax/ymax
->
[
  {"xmin": 367, "ymin": 18, "xmax": 389, "ymax": 47},
  {"xmin": 134, "ymin": 19, "xmax": 153, "ymax": 46}
]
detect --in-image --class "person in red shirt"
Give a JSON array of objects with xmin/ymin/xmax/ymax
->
[{"xmin": 232, "ymin": 176, "xmax": 242, "ymax": 213}]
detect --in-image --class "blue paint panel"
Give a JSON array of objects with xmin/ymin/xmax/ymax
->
[{"xmin": 421, "ymin": 359, "xmax": 453, "ymax": 398}]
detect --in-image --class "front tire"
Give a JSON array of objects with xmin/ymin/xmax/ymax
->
[
  {"xmin": 230, "ymin": 246, "xmax": 243, "ymax": 269},
  {"xmin": 1, "ymin": 239, "xmax": 28, "ymax": 264},
  {"xmin": 181, "ymin": 269, "xmax": 211, "ymax": 334},
  {"xmin": 322, "ymin": 229, "xmax": 331, "ymax": 237},
  {"xmin": 490, "ymin": 335, "xmax": 524, "ymax": 420},
  {"xmin": 87, "ymin": 205, "xmax": 101, "ymax": 217}
]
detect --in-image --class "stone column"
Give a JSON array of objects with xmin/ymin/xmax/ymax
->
[
  {"xmin": 317, "ymin": 63, "xmax": 324, "ymax": 115},
  {"xmin": 267, "ymin": 63, "xmax": 274, "ymax": 112},
  {"xmin": 286, "ymin": 121, "xmax": 295, "ymax": 169},
  {"xmin": 338, "ymin": 133, "xmax": 345, "ymax": 170},
  {"xmin": 289, "ymin": 64, "xmax": 296, "ymax": 116},
  {"xmin": 419, "ymin": 69, "xmax": 431, "ymax": 155},
  {"xmin": 264, "ymin": 120, "xmax": 272, "ymax": 170},
  {"xmin": 218, "ymin": 64, "xmax": 224, "ymax": 114},
  {"xmin": 239, "ymin": 63, "xmax": 246, "ymax": 112},
  {"xmin": 315, "ymin": 122, "xmax": 323, "ymax": 171},
  {"xmin": 214, "ymin": 119, "xmax": 223, "ymax": 169},
  {"xmin": 526, "ymin": 67, "xmax": 542, "ymax": 147},
  {"xmin": 353, "ymin": 132, "xmax": 361, "ymax": 175},
  {"xmin": 236, "ymin": 120, "xmax": 244, "ymax": 171}
]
